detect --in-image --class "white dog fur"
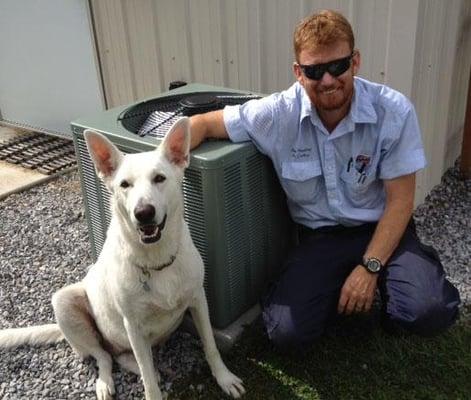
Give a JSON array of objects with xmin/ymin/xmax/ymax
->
[{"xmin": 0, "ymin": 117, "xmax": 245, "ymax": 400}]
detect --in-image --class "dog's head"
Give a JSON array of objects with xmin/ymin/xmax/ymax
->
[{"xmin": 84, "ymin": 117, "xmax": 191, "ymax": 245}]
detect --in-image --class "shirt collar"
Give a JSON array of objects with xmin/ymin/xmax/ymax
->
[
  {"xmin": 298, "ymin": 77, "xmax": 378, "ymax": 131},
  {"xmin": 299, "ymin": 84, "xmax": 322, "ymax": 128},
  {"xmin": 349, "ymin": 77, "xmax": 377, "ymax": 124}
]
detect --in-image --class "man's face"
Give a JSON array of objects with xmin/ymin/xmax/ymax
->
[{"xmin": 293, "ymin": 41, "xmax": 359, "ymax": 115}]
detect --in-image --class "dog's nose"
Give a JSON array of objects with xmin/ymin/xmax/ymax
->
[{"xmin": 134, "ymin": 204, "xmax": 155, "ymax": 224}]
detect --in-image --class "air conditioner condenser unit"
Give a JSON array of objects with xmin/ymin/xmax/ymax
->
[{"xmin": 71, "ymin": 83, "xmax": 294, "ymax": 329}]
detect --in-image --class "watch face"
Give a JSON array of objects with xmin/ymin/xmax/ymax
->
[{"xmin": 367, "ymin": 259, "xmax": 381, "ymax": 273}]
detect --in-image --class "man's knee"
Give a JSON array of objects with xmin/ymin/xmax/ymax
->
[
  {"xmin": 382, "ymin": 237, "xmax": 461, "ymax": 336},
  {"xmin": 262, "ymin": 304, "xmax": 324, "ymax": 349},
  {"xmin": 384, "ymin": 292, "xmax": 460, "ymax": 336}
]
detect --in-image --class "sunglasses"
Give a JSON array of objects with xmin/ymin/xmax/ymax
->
[{"xmin": 298, "ymin": 52, "xmax": 354, "ymax": 80}]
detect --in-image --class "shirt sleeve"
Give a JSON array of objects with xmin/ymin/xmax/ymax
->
[
  {"xmin": 378, "ymin": 104, "xmax": 427, "ymax": 180},
  {"xmin": 223, "ymin": 95, "xmax": 278, "ymax": 156}
]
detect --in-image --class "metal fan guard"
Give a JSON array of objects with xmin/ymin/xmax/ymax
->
[{"xmin": 118, "ymin": 91, "xmax": 261, "ymax": 138}]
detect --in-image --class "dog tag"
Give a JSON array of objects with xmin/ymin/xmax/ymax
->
[
  {"xmin": 139, "ymin": 269, "xmax": 151, "ymax": 291},
  {"xmin": 142, "ymin": 280, "xmax": 151, "ymax": 292}
]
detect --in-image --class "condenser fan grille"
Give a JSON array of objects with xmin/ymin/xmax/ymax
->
[{"xmin": 118, "ymin": 91, "xmax": 261, "ymax": 138}]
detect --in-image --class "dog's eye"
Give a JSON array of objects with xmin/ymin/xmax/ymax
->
[
  {"xmin": 120, "ymin": 180, "xmax": 130, "ymax": 188},
  {"xmin": 153, "ymin": 174, "xmax": 166, "ymax": 184}
]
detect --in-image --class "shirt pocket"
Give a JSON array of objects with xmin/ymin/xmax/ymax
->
[
  {"xmin": 340, "ymin": 166, "xmax": 379, "ymax": 207},
  {"xmin": 281, "ymin": 160, "xmax": 323, "ymax": 205}
]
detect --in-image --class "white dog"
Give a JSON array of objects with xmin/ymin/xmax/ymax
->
[{"xmin": 0, "ymin": 117, "xmax": 245, "ymax": 400}]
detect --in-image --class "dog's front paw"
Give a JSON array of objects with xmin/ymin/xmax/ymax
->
[
  {"xmin": 215, "ymin": 369, "xmax": 245, "ymax": 398},
  {"xmin": 96, "ymin": 376, "xmax": 115, "ymax": 400}
]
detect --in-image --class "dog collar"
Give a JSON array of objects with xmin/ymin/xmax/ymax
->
[{"xmin": 135, "ymin": 248, "xmax": 178, "ymax": 291}]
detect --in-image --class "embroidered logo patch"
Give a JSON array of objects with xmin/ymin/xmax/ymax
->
[
  {"xmin": 355, "ymin": 154, "xmax": 371, "ymax": 173},
  {"xmin": 291, "ymin": 147, "xmax": 312, "ymax": 159}
]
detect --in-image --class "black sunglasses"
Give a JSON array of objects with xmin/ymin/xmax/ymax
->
[{"xmin": 298, "ymin": 52, "xmax": 354, "ymax": 80}]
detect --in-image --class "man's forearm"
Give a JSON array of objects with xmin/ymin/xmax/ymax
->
[
  {"xmin": 189, "ymin": 110, "xmax": 228, "ymax": 149},
  {"xmin": 363, "ymin": 173, "xmax": 416, "ymax": 265},
  {"xmin": 189, "ymin": 114, "xmax": 208, "ymax": 149},
  {"xmin": 364, "ymin": 202, "xmax": 412, "ymax": 265}
]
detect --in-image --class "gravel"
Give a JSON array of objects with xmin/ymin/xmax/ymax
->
[
  {"xmin": 414, "ymin": 164, "xmax": 471, "ymax": 318},
  {"xmin": 0, "ymin": 164, "xmax": 470, "ymax": 399}
]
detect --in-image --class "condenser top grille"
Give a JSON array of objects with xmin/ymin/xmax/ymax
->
[{"xmin": 117, "ymin": 91, "xmax": 261, "ymax": 138}]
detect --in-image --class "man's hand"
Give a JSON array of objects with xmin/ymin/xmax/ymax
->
[{"xmin": 338, "ymin": 265, "xmax": 378, "ymax": 315}]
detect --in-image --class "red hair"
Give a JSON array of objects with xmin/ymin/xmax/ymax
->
[{"xmin": 293, "ymin": 10, "xmax": 355, "ymax": 61}]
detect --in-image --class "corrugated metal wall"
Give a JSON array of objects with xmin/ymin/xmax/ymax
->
[
  {"xmin": 412, "ymin": 0, "xmax": 471, "ymax": 201},
  {"xmin": 89, "ymin": 0, "xmax": 471, "ymax": 203}
]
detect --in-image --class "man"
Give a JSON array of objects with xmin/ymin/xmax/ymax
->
[{"xmin": 190, "ymin": 10, "xmax": 460, "ymax": 348}]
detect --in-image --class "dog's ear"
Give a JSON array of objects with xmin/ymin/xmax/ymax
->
[
  {"xmin": 84, "ymin": 129, "xmax": 123, "ymax": 181},
  {"xmin": 161, "ymin": 117, "xmax": 190, "ymax": 168}
]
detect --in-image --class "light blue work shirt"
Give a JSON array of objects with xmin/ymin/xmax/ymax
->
[{"xmin": 224, "ymin": 77, "xmax": 427, "ymax": 229}]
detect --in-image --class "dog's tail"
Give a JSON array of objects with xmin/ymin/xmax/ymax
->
[{"xmin": 0, "ymin": 324, "xmax": 64, "ymax": 348}]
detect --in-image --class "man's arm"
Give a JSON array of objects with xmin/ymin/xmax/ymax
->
[
  {"xmin": 338, "ymin": 173, "xmax": 416, "ymax": 315},
  {"xmin": 189, "ymin": 110, "xmax": 228, "ymax": 149},
  {"xmin": 364, "ymin": 172, "xmax": 416, "ymax": 263}
]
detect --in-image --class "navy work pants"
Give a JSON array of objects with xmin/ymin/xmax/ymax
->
[{"xmin": 261, "ymin": 221, "xmax": 460, "ymax": 348}]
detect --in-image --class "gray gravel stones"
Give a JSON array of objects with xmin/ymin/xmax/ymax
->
[{"xmin": 0, "ymin": 164, "xmax": 469, "ymax": 399}]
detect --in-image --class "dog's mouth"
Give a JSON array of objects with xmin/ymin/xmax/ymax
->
[{"xmin": 138, "ymin": 214, "xmax": 167, "ymax": 244}]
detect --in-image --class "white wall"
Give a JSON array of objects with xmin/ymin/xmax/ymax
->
[{"xmin": 0, "ymin": 0, "xmax": 104, "ymax": 136}]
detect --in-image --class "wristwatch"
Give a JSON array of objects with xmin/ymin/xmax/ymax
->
[{"xmin": 362, "ymin": 257, "xmax": 383, "ymax": 274}]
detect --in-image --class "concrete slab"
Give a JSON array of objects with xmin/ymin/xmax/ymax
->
[
  {"xmin": 213, "ymin": 304, "xmax": 261, "ymax": 353},
  {"xmin": 0, "ymin": 125, "xmax": 31, "ymax": 140},
  {"xmin": 0, "ymin": 160, "xmax": 52, "ymax": 200},
  {"xmin": 0, "ymin": 125, "xmax": 56, "ymax": 199},
  {"xmin": 181, "ymin": 304, "xmax": 261, "ymax": 353}
]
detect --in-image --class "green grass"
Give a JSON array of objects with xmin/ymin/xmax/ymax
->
[{"xmin": 171, "ymin": 314, "xmax": 471, "ymax": 400}]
